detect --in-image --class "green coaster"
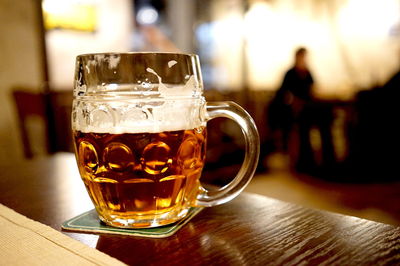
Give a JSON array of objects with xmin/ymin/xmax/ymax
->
[{"xmin": 61, "ymin": 208, "xmax": 203, "ymax": 238}]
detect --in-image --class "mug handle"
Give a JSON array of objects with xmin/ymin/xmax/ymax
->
[{"xmin": 196, "ymin": 101, "xmax": 260, "ymax": 207}]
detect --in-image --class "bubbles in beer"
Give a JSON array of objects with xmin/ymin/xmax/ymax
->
[
  {"xmin": 178, "ymin": 137, "xmax": 199, "ymax": 169},
  {"xmin": 157, "ymin": 174, "xmax": 186, "ymax": 208},
  {"xmin": 103, "ymin": 142, "xmax": 135, "ymax": 171},
  {"xmin": 73, "ymin": 128, "xmax": 207, "ymax": 227},
  {"xmin": 78, "ymin": 140, "xmax": 99, "ymax": 174},
  {"xmin": 141, "ymin": 141, "xmax": 172, "ymax": 175}
]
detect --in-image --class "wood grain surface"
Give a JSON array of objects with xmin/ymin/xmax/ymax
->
[{"xmin": 0, "ymin": 153, "xmax": 399, "ymax": 265}]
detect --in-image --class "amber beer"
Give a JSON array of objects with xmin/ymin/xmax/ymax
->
[
  {"xmin": 73, "ymin": 53, "xmax": 260, "ymax": 229},
  {"xmin": 73, "ymin": 127, "xmax": 206, "ymax": 227}
]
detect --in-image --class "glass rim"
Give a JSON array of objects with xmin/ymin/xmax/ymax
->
[
  {"xmin": 73, "ymin": 94, "xmax": 205, "ymax": 101},
  {"xmin": 76, "ymin": 51, "xmax": 199, "ymax": 60}
]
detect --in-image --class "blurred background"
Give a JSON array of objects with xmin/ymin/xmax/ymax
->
[{"xmin": 1, "ymin": 0, "xmax": 400, "ymax": 224}]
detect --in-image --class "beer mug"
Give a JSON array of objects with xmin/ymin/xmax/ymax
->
[{"xmin": 72, "ymin": 53, "xmax": 259, "ymax": 228}]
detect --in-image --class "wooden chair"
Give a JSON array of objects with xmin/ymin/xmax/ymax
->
[{"xmin": 12, "ymin": 89, "xmax": 73, "ymax": 158}]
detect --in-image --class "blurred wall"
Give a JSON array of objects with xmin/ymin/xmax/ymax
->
[
  {"xmin": 45, "ymin": 0, "xmax": 134, "ymax": 90},
  {"xmin": 209, "ymin": 0, "xmax": 245, "ymax": 91},
  {"xmin": 167, "ymin": 0, "xmax": 195, "ymax": 53},
  {"xmin": 0, "ymin": 0, "xmax": 134, "ymax": 160},
  {"xmin": 0, "ymin": 0, "xmax": 45, "ymax": 160}
]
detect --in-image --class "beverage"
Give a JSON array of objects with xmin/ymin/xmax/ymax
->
[
  {"xmin": 73, "ymin": 127, "xmax": 207, "ymax": 227},
  {"xmin": 72, "ymin": 52, "xmax": 259, "ymax": 228}
]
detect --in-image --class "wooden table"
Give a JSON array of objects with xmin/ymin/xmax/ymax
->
[{"xmin": 1, "ymin": 153, "xmax": 399, "ymax": 265}]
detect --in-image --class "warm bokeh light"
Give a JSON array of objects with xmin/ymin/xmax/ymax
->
[
  {"xmin": 136, "ymin": 6, "xmax": 159, "ymax": 25},
  {"xmin": 335, "ymin": 0, "xmax": 400, "ymax": 91},
  {"xmin": 211, "ymin": 4, "xmax": 244, "ymax": 90},
  {"xmin": 44, "ymin": 0, "xmax": 133, "ymax": 89},
  {"xmin": 42, "ymin": 0, "xmax": 97, "ymax": 32},
  {"xmin": 244, "ymin": 2, "xmax": 289, "ymax": 91},
  {"xmin": 202, "ymin": 0, "xmax": 400, "ymax": 97},
  {"xmin": 338, "ymin": 0, "xmax": 399, "ymax": 39}
]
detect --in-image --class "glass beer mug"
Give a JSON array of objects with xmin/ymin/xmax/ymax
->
[{"xmin": 72, "ymin": 53, "xmax": 259, "ymax": 228}]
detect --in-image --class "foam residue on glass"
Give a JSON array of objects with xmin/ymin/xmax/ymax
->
[
  {"xmin": 145, "ymin": 66, "xmax": 199, "ymax": 98},
  {"xmin": 77, "ymin": 58, "xmax": 201, "ymax": 99},
  {"xmin": 73, "ymin": 59, "xmax": 206, "ymax": 134},
  {"xmin": 75, "ymin": 54, "xmax": 122, "ymax": 97}
]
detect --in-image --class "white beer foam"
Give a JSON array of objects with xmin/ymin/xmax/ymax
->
[
  {"xmin": 73, "ymin": 98, "xmax": 206, "ymax": 134},
  {"xmin": 73, "ymin": 67, "xmax": 204, "ymax": 134}
]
